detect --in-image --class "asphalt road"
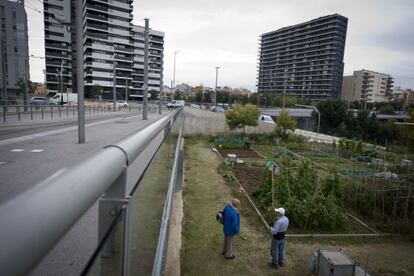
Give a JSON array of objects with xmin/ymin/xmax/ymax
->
[{"xmin": 0, "ymin": 110, "xmax": 168, "ymax": 275}]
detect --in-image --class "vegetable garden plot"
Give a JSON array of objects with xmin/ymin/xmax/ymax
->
[{"xmin": 217, "ymin": 148, "xmax": 261, "ymax": 159}]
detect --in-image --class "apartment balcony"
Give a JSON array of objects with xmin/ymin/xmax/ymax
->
[{"xmin": 86, "ymin": 3, "xmax": 108, "ymax": 12}]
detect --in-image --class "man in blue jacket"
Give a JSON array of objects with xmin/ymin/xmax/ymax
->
[{"xmin": 222, "ymin": 199, "xmax": 240, "ymax": 259}]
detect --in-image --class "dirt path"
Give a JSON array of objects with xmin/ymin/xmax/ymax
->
[{"xmin": 181, "ymin": 140, "xmax": 414, "ymax": 276}]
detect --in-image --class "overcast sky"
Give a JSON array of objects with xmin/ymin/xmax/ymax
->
[{"xmin": 26, "ymin": 0, "xmax": 414, "ymax": 91}]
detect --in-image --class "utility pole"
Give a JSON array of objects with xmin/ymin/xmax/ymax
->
[
  {"xmin": 282, "ymin": 72, "xmax": 287, "ymax": 109},
  {"xmin": 158, "ymin": 62, "xmax": 163, "ymax": 115},
  {"xmin": 75, "ymin": 0, "xmax": 85, "ymax": 143},
  {"xmin": 143, "ymin": 18, "xmax": 149, "ymax": 120},
  {"xmin": 172, "ymin": 50, "xmax": 179, "ymax": 101},
  {"xmin": 1, "ymin": 40, "xmax": 7, "ymax": 106},
  {"xmin": 125, "ymin": 78, "xmax": 128, "ymax": 103},
  {"xmin": 112, "ymin": 58, "xmax": 116, "ymax": 112},
  {"xmin": 214, "ymin": 66, "xmax": 220, "ymax": 106},
  {"xmin": 24, "ymin": 60, "xmax": 29, "ymax": 111}
]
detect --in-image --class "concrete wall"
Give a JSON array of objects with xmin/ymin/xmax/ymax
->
[{"xmin": 183, "ymin": 107, "xmax": 275, "ymax": 135}]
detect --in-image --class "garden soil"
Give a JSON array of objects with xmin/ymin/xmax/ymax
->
[
  {"xmin": 181, "ymin": 140, "xmax": 414, "ymax": 276},
  {"xmin": 218, "ymin": 148, "xmax": 262, "ymax": 159}
]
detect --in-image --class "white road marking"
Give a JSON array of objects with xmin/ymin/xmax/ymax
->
[
  {"xmin": 43, "ymin": 168, "xmax": 66, "ymax": 183},
  {"xmin": 0, "ymin": 116, "xmax": 136, "ymax": 146},
  {"xmin": 11, "ymin": 149, "xmax": 24, "ymax": 152},
  {"xmin": 124, "ymin": 114, "xmax": 142, "ymax": 120},
  {"xmin": 30, "ymin": 149, "xmax": 44, "ymax": 153},
  {"xmin": 0, "ymin": 161, "xmax": 6, "ymax": 165}
]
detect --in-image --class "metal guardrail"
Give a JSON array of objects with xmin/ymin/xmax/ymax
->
[
  {"xmin": 1, "ymin": 104, "xmax": 161, "ymax": 122},
  {"xmin": 152, "ymin": 116, "xmax": 184, "ymax": 275},
  {"xmin": 0, "ymin": 108, "xmax": 183, "ymax": 276}
]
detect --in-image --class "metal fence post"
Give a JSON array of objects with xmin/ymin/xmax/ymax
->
[
  {"xmin": 41, "ymin": 106, "xmax": 44, "ymax": 119},
  {"xmin": 17, "ymin": 106, "xmax": 20, "ymax": 121},
  {"xmin": 3, "ymin": 106, "xmax": 5, "ymax": 122},
  {"xmin": 99, "ymin": 168, "xmax": 128, "ymax": 259},
  {"xmin": 66, "ymin": 105, "xmax": 69, "ymax": 117},
  {"xmin": 73, "ymin": 105, "xmax": 75, "ymax": 116},
  {"xmin": 122, "ymin": 197, "xmax": 132, "ymax": 276},
  {"xmin": 51, "ymin": 106, "xmax": 53, "ymax": 118},
  {"xmin": 59, "ymin": 106, "xmax": 61, "ymax": 117},
  {"xmin": 30, "ymin": 106, "xmax": 33, "ymax": 120}
]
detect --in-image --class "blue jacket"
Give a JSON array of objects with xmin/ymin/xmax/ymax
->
[{"xmin": 223, "ymin": 204, "xmax": 240, "ymax": 236}]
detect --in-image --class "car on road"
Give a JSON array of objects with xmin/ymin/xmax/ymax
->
[
  {"xmin": 190, "ymin": 104, "xmax": 200, "ymax": 109},
  {"xmin": 117, "ymin": 101, "xmax": 129, "ymax": 107},
  {"xmin": 210, "ymin": 106, "xmax": 225, "ymax": 112},
  {"xmin": 29, "ymin": 97, "xmax": 56, "ymax": 106},
  {"xmin": 167, "ymin": 100, "xmax": 185, "ymax": 109}
]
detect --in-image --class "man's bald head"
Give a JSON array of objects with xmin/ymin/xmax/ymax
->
[{"xmin": 232, "ymin": 199, "xmax": 241, "ymax": 208}]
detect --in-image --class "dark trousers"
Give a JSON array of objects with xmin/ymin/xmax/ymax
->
[{"xmin": 271, "ymin": 238, "xmax": 285, "ymax": 265}]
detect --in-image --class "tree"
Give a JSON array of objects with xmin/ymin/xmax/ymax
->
[
  {"xmin": 275, "ymin": 110, "xmax": 297, "ymax": 140},
  {"xmin": 15, "ymin": 78, "xmax": 35, "ymax": 95},
  {"xmin": 225, "ymin": 103, "xmax": 261, "ymax": 134},
  {"xmin": 174, "ymin": 90, "xmax": 183, "ymax": 100},
  {"xmin": 92, "ymin": 84, "xmax": 103, "ymax": 100},
  {"xmin": 149, "ymin": 89, "xmax": 158, "ymax": 100},
  {"xmin": 400, "ymin": 110, "xmax": 414, "ymax": 151}
]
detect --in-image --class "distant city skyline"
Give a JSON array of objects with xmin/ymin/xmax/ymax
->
[{"xmin": 25, "ymin": 0, "xmax": 414, "ymax": 91}]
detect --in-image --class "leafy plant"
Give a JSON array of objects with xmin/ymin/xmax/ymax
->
[
  {"xmin": 253, "ymin": 158, "xmax": 347, "ymax": 231},
  {"xmin": 275, "ymin": 110, "xmax": 297, "ymax": 140}
]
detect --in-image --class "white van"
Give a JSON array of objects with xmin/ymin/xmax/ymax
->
[
  {"xmin": 258, "ymin": 114, "xmax": 275, "ymax": 124},
  {"xmin": 51, "ymin": 93, "xmax": 78, "ymax": 104}
]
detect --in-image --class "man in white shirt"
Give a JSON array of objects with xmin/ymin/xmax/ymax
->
[{"xmin": 268, "ymin": 207, "xmax": 289, "ymax": 269}]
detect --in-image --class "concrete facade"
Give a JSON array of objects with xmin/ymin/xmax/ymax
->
[
  {"xmin": 0, "ymin": 0, "xmax": 29, "ymax": 101},
  {"xmin": 43, "ymin": 0, "xmax": 164, "ymax": 100},
  {"xmin": 257, "ymin": 14, "xmax": 348, "ymax": 100},
  {"xmin": 341, "ymin": 70, "xmax": 394, "ymax": 103}
]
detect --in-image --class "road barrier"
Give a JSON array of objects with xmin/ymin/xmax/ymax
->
[
  {"xmin": 1, "ymin": 103, "xmax": 161, "ymax": 123},
  {"xmin": 0, "ymin": 108, "xmax": 184, "ymax": 276}
]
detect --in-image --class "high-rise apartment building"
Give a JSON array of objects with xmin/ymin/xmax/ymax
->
[
  {"xmin": 0, "ymin": 0, "xmax": 29, "ymax": 100},
  {"xmin": 43, "ymin": 0, "xmax": 164, "ymax": 99},
  {"xmin": 257, "ymin": 14, "xmax": 347, "ymax": 100},
  {"xmin": 132, "ymin": 25, "xmax": 164, "ymax": 98},
  {"xmin": 43, "ymin": 0, "xmax": 72, "ymax": 95},
  {"xmin": 341, "ymin": 70, "xmax": 394, "ymax": 103}
]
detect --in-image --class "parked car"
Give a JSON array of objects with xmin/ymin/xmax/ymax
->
[
  {"xmin": 29, "ymin": 97, "xmax": 56, "ymax": 106},
  {"xmin": 190, "ymin": 104, "xmax": 200, "ymax": 109}
]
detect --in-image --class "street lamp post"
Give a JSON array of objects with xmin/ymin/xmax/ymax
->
[
  {"xmin": 296, "ymin": 104, "xmax": 320, "ymax": 134},
  {"xmin": 75, "ymin": 0, "xmax": 85, "ymax": 144},
  {"xmin": 112, "ymin": 59, "xmax": 116, "ymax": 112},
  {"xmin": 214, "ymin": 66, "xmax": 220, "ymax": 106},
  {"xmin": 172, "ymin": 50, "xmax": 179, "ymax": 101},
  {"xmin": 143, "ymin": 18, "xmax": 149, "ymax": 120}
]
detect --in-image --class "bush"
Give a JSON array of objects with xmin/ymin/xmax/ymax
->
[
  {"xmin": 253, "ymin": 158, "xmax": 347, "ymax": 231},
  {"xmin": 212, "ymin": 135, "xmax": 244, "ymax": 149}
]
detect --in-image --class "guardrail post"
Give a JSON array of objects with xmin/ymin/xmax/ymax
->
[
  {"xmin": 89, "ymin": 105, "xmax": 91, "ymax": 115},
  {"xmin": 41, "ymin": 106, "xmax": 44, "ymax": 119},
  {"xmin": 99, "ymin": 168, "xmax": 128, "ymax": 259},
  {"xmin": 72, "ymin": 105, "xmax": 75, "ymax": 116},
  {"xmin": 17, "ymin": 106, "xmax": 20, "ymax": 121},
  {"xmin": 30, "ymin": 106, "xmax": 33, "ymax": 120},
  {"xmin": 3, "ymin": 106, "xmax": 5, "ymax": 122},
  {"xmin": 59, "ymin": 106, "xmax": 61, "ymax": 117},
  {"xmin": 51, "ymin": 106, "xmax": 53, "ymax": 118}
]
